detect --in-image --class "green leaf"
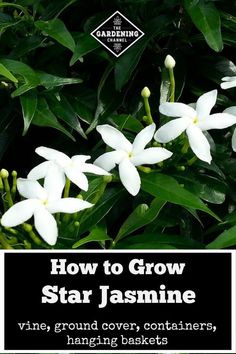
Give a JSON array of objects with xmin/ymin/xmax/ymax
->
[
  {"xmin": 114, "ymin": 38, "xmax": 146, "ymax": 91},
  {"xmin": 10, "ymin": 36, "xmax": 44, "ymax": 58},
  {"xmin": 70, "ymin": 33, "xmax": 100, "ymax": 66},
  {"xmin": 110, "ymin": 114, "xmax": 144, "ymax": 133},
  {"xmin": 20, "ymin": 90, "xmax": 37, "ymax": 135},
  {"xmin": 0, "ymin": 63, "xmax": 18, "ymax": 83},
  {"xmin": 0, "ymin": 59, "xmax": 39, "ymax": 97},
  {"xmin": 72, "ymin": 227, "xmax": 111, "ymax": 248},
  {"xmin": 114, "ymin": 15, "xmax": 171, "ymax": 91},
  {"xmin": 48, "ymin": 94, "xmax": 87, "ymax": 139},
  {"xmin": 174, "ymin": 173, "xmax": 226, "ymax": 205},
  {"xmin": 115, "ymin": 198, "xmax": 166, "ymax": 242},
  {"xmin": 32, "ymin": 98, "xmax": 75, "ymax": 141},
  {"xmin": 79, "ymin": 188, "xmax": 125, "ymax": 235},
  {"xmin": 184, "ymin": 0, "xmax": 223, "ymax": 52},
  {"xmin": 141, "ymin": 173, "xmax": 220, "ymax": 220},
  {"xmin": 36, "ymin": 71, "xmax": 82, "ymax": 90},
  {"xmin": 115, "ymin": 233, "xmax": 204, "ymax": 249},
  {"xmin": 35, "ymin": 18, "xmax": 75, "ymax": 52},
  {"xmin": 207, "ymin": 226, "xmax": 236, "ymax": 249}
]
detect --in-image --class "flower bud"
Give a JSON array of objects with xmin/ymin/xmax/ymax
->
[
  {"xmin": 23, "ymin": 223, "xmax": 33, "ymax": 232},
  {"xmin": 103, "ymin": 175, "xmax": 112, "ymax": 183},
  {"xmin": 141, "ymin": 86, "xmax": 151, "ymax": 98},
  {"xmin": 1, "ymin": 169, "xmax": 9, "ymax": 178},
  {"xmin": 164, "ymin": 54, "xmax": 176, "ymax": 69}
]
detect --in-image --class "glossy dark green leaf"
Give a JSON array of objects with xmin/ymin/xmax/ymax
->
[
  {"xmin": 70, "ymin": 33, "xmax": 101, "ymax": 65},
  {"xmin": 174, "ymin": 173, "xmax": 226, "ymax": 204},
  {"xmin": 36, "ymin": 71, "xmax": 82, "ymax": 89},
  {"xmin": 47, "ymin": 94, "xmax": 87, "ymax": 139},
  {"xmin": 115, "ymin": 233, "xmax": 205, "ymax": 249},
  {"xmin": 115, "ymin": 198, "xmax": 166, "ymax": 242},
  {"xmin": 32, "ymin": 98, "xmax": 75, "ymax": 141},
  {"xmin": 110, "ymin": 114, "xmax": 144, "ymax": 133},
  {"xmin": 0, "ymin": 59, "xmax": 39, "ymax": 97},
  {"xmin": 20, "ymin": 90, "xmax": 38, "ymax": 135},
  {"xmin": 114, "ymin": 38, "xmax": 146, "ymax": 91},
  {"xmin": 184, "ymin": 0, "xmax": 223, "ymax": 52},
  {"xmin": 0, "ymin": 63, "xmax": 18, "ymax": 83},
  {"xmin": 35, "ymin": 19, "xmax": 75, "ymax": 52},
  {"xmin": 141, "ymin": 173, "xmax": 220, "ymax": 220},
  {"xmin": 207, "ymin": 226, "xmax": 236, "ymax": 249},
  {"xmin": 86, "ymin": 66, "xmax": 123, "ymax": 134},
  {"xmin": 72, "ymin": 227, "xmax": 111, "ymax": 248},
  {"xmin": 10, "ymin": 36, "xmax": 44, "ymax": 58},
  {"xmin": 79, "ymin": 188, "xmax": 125, "ymax": 235},
  {"xmin": 114, "ymin": 15, "xmax": 171, "ymax": 91}
]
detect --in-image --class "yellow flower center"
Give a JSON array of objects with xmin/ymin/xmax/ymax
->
[
  {"xmin": 41, "ymin": 199, "xmax": 48, "ymax": 206},
  {"xmin": 193, "ymin": 117, "xmax": 199, "ymax": 124},
  {"xmin": 128, "ymin": 151, "xmax": 133, "ymax": 158}
]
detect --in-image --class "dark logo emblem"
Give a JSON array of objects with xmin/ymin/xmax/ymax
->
[{"xmin": 91, "ymin": 11, "xmax": 144, "ymax": 57}]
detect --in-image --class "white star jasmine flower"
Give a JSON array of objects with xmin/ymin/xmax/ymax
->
[
  {"xmin": 221, "ymin": 76, "xmax": 236, "ymax": 89},
  {"xmin": 224, "ymin": 106, "xmax": 236, "ymax": 152},
  {"xmin": 94, "ymin": 124, "xmax": 172, "ymax": 196},
  {"xmin": 1, "ymin": 178, "xmax": 93, "ymax": 246},
  {"xmin": 154, "ymin": 90, "xmax": 236, "ymax": 164},
  {"xmin": 28, "ymin": 146, "xmax": 110, "ymax": 192}
]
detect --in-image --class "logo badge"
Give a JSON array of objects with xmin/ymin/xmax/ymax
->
[{"xmin": 91, "ymin": 11, "xmax": 144, "ymax": 57}]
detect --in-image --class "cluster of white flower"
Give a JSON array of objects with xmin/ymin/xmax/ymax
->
[
  {"xmin": 1, "ymin": 148, "xmax": 110, "ymax": 246},
  {"xmin": 1, "ymin": 56, "xmax": 236, "ymax": 247},
  {"xmin": 155, "ymin": 89, "xmax": 236, "ymax": 164}
]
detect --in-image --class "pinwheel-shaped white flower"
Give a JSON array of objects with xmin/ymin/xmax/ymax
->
[
  {"xmin": 223, "ymin": 106, "xmax": 236, "ymax": 152},
  {"xmin": 154, "ymin": 90, "xmax": 236, "ymax": 164},
  {"xmin": 1, "ymin": 178, "xmax": 93, "ymax": 246},
  {"xmin": 94, "ymin": 124, "xmax": 172, "ymax": 196},
  {"xmin": 28, "ymin": 146, "xmax": 110, "ymax": 192},
  {"xmin": 221, "ymin": 76, "xmax": 236, "ymax": 89}
]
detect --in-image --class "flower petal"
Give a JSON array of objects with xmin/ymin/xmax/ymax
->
[
  {"xmin": 17, "ymin": 178, "xmax": 47, "ymax": 200},
  {"xmin": 131, "ymin": 147, "xmax": 172, "ymax": 166},
  {"xmin": 79, "ymin": 163, "xmax": 110, "ymax": 176},
  {"xmin": 71, "ymin": 155, "xmax": 91, "ymax": 164},
  {"xmin": 35, "ymin": 146, "xmax": 70, "ymax": 167},
  {"xmin": 221, "ymin": 77, "xmax": 236, "ymax": 90},
  {"xmin": 196, "ymin": 90, "xmax": 217, "ymax": 120},
  {"xmin": 132, "ymin": 124, "xmax": 156, "ymax": 154},
  {"xmin": 27, "ymin": 161, "xmax": 51, "ymax": 180},
  {"xmin": 154, "ymin": 117, "xmax": 191, "ymax": 143},
  {"xmin": 1, "ymin": 199, "xmax": 38, "ymax": 227},
  {"xmin": 198, "ymin": 113, "xmax": 236, "ymax": 131},
  {"xmin": 224, "ymin": 106, "xmax": 236, "ymax": 116},
  {"xmin": 159, "ymin": 102, "xmax": 196, "ymax": 118},
  {"xmin": 65, "ymin": 165, "xmax": 89, "ymax": 191},
  {"xmin": 118, "ymin": 158, "xmax": 141, "ymax": 196},
  {"xmin": 34, "ymin": 206, "xmax": 58, "ymax": 246},
  {"xmin": 186, "ymin": 124, "xmax": 212, "ymax": 164},
  {"xmin": 47, "ymin": 198, "xmax": 93, "ymax": 214},
  {"xmin": 232, "ymin": 128, "xmax": 236, "ymax": 152},
  {"xmin": 44, "ymin": 163, "xmax": 65, "ymax": 201},
  {"xmin": 94, "ymin": 151, "xmax": 127, "ymax": 171},
  {"xmin": 96, "ymin": 125, "xmax": 132, "ymax": 152}
]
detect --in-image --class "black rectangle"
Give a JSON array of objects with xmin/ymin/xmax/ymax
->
[{"xmin": 4, "ymin": 251, "xmax": 232, "ymax": 351}]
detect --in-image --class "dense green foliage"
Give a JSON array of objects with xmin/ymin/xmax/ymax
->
[{"xmin": 0, "ymin": 0, "xmax": 236, "ymax": 250}]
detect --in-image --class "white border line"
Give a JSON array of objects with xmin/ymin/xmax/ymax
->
[
  {"xmin": 1, "ymin": 249, "xmax": 235, "ymax": 353},
  {"xmin": 0, "ymin": 251, "xmax": 4, "ymax": 351},
  {"xmin": 90, "ymin": 11, "xmax": 144, "ymax": 57},
  {"xmin": 232, "ymin": 250, "xmax": 236, "ymax": 351}
]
